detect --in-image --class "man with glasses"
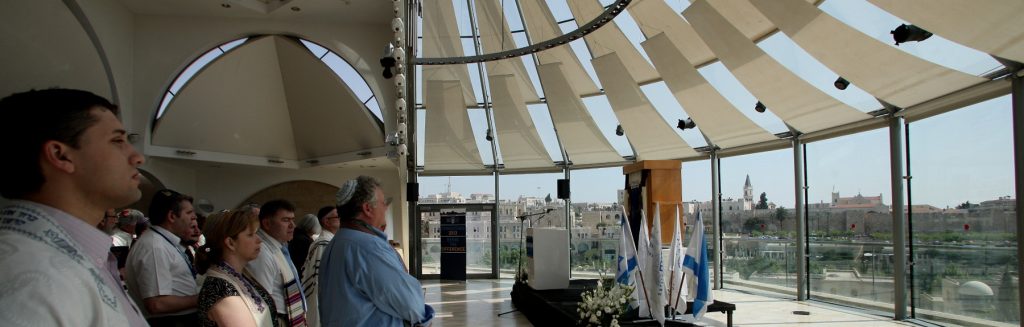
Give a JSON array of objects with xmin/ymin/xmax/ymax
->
[
  {"xmin": 301, "ymin": 206, "xmax": 341, "ymax": 327},
  {"xmin": 318, "ymin": 176, "xmax": 433, "ymax": 327}
]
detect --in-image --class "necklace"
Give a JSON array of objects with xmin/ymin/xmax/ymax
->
[{"xmin": 216, "ymin": 262, "xmax": 265, "ymax": 311}]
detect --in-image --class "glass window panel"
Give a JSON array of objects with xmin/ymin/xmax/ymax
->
[
  {"xmin": 719, "ymin": 149, "xmax": 797, "ymax": 295},
  {"xmin": 219, "ymin": 38, "xmax": 248, "ymax": 52},
  {"xmin": 580, "ymin": 95, "xmax": 633, "ymax": 157},
  {"xmin": 499, "ymin": 173, "xmax": 564, "ymax": 279},
  {"xmin": 468, "ymin": 108, "xmax": 496, "ymax": 165},
  {"xmin": 525, "ymin": 103, "xmax": 567, "ymax": 162},
  {"xmin": 418, "ymin": 175, "xmax": 496, "ymax": 275},
  {"xmin": 909, "ymin": 95, "xmax": 1017, "ymax": 325},
  {"xmin": 806, "ymin": 128, "xmax": 893, "ymax": 311},
  {"xmin": 639, "ymin": 82, "xmax": 708, "ymax": 148},
  {"xmin": 299, "ymin": 39, "xmax": 328, "ymax": 58},
  {"xmin": 570, "ymin": 167, "xmax": 623, "ymax": 278}
]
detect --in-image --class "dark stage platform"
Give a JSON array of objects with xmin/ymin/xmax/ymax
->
[{"xmin": 510, "ymin": 279, "xmax": 734, "ymax": 327}]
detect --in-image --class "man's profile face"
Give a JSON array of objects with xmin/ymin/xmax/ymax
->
[
  {"xmin": 66, "ymin": 108, "xmax": 145, "ymax": 208},
  {"xmin": 262, "ymin": 209, "xmax": 295, "ymax": 243},
  {"xmin": 171, "ymin": 200, "xmax": 197, "ymax": 239}
]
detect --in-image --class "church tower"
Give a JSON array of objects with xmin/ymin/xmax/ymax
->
[{"xmin": 744, "ymin": 174, "xmax": 753, "ymax": 202}]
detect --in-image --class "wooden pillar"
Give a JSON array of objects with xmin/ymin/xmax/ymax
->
[{"xmin": 623, "ymin": 160, "xmax": 682, "ymax": 243}]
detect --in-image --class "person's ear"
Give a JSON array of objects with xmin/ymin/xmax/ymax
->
[
  {"xmin": 41, "ymin": 141, "xmax": 75, "ymax": 174},
  {"xmin": 224, "ymin": 237, "xmax": 237, "ymax": 252}
]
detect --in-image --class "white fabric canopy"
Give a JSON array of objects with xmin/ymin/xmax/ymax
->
[
  {"xmin": 642, "ymin": 33, "xmax": 776, "ymax": 149},
  {"xmin": 423, "ymin": 80, "xmax": 484, "ymax": 171},
  {"xmin": 749, "ymin": 0, "xmax": 986, "ymax": 109},
  {"xmin": 869, "ymin": 0, "xmax": 1024, "ymax": 64},
  {"xmin": 474, "ymin": 0, "xmax": 540, "ymax": 102},
  {"xmin": 536, "ymin": 63, "xmax": 623, "ymax": 165},
  {"xmin": 567, "ymin": 0, "xmax": 658, "ymax": 84},
  {"xmin": 591, "ymin": 52, "xmax": 697, "ymax": 160},
  {"xmin": 421, "ymin": 0, "xmax": 477, "ymax": 106},
  {"xmin": 518, "ymin": 0, "xmax": 600, "ymax": 96},
  {"xmin": 488, "ymin": 74, "xmax": 554, "ymax": 168},
  {"xmin": 685, "ymin": 0, "xmax": 869, "ymax": 133}
]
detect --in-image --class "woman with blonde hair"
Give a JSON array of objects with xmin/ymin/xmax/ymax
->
[{"xmin": 196, "ymin": 208, "xmax": 278, "ymax": 327}]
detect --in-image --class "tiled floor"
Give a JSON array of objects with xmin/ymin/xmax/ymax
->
[{"xmin": 421, "ymin": 279, "xmax": 919, "ymax": 326}]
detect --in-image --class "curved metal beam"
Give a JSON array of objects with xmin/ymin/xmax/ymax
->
[{"xmin": 414, "ymin": 0, "xmax": 631, "ymax": 65}]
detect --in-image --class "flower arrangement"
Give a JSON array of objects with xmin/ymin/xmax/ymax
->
[{"xmin": 577, "ymin": 279, "xmax": 635, "ymax": 327}]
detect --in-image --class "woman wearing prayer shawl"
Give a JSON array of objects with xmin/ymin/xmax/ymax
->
[{"xmin": 196, "ymin": 208, "xmax": 279, "ymax": 327}]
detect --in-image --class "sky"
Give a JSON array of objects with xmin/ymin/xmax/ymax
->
[{"xmin": 155, "ymin": 0, "xmax": 1016, "ymax": 209}]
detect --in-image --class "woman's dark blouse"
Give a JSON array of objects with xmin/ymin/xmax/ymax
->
[{"xmin": 198, "ymin": 274, "xmax": 280, "ymax": 327}]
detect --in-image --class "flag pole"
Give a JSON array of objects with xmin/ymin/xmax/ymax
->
[{"xmin": 671, "ymin": 272, "xmax": 686, "ymax": 317}]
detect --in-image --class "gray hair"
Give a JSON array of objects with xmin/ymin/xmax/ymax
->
[
  {"xmin": 337, "ymin": 175, "xmax": 381, "ymax": 220},
  {"xmin": 117, "ymin": 209, "xmax": 145, "ymax": 226},
  {"xmin": 295, "ymin": 213, "xmax": 321, "ymax": 235}
]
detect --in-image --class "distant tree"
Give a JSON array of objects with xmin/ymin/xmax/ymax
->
[
  {"xmin": 774, "ymin": 207, "xmax": 787, "ymax": 230},
  {"xmin": 545, "ymin": 193, "xmax": 552, "ymax": 204},
  {"xmin": 756, "ymin": 192, "xmax": 769, "ymax": 209},
  {"xmin": 743, "ymin": 217, "xmax": 767, "ymax": 233},
  {"xmin": 956, "ymin": 201, "xmax": 973, "ymax": 209}
]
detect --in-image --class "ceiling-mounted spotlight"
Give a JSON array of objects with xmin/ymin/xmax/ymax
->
[
  {"xmin": 380, "ymin": 43, "xmax": 396, "ymax": 79},
  {"xmin": 834, "ymin": 76, "xmax": 849, "ymax": 90},
  {"xmin": 754, "ymin": 101, "xmax": 766, "ymax": 113},
  {"xmin": 485, "ymin": 128, "xmax": 494, "ymax": 141},
  {"xmin": 677, "ymin": 118, "xmax": 695, "ymax": 130},
  {"xmin": 615, "ymin": 124, "xmax": 624, "ymax": 136},
  {"xmin": 891, "ymin": 24, "xmax": 932, "ymax": 46}
]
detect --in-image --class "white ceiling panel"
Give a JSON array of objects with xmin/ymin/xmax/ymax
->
[
  {"xmin": 518, "ymin": 0, "xmax": 600, "ymax": 96},
  {"xmin": 422, "ymin": 0, "xmax": 477, "ymax": 106},
  {"xmin": 567, "ymin": 0, "xmax": 658, "ymax": 84},
  {"xmin": 474, "ymin": 0, "xmax": 540, "ymax": 102}
]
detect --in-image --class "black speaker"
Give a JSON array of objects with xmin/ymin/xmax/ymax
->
[
  {"xmin": 407, "ymin": 182, "xmax": 419, "ymax": 201},
  {"xmin": 557, "ymin": 179, "xmax": 570, "ymax": 200}
]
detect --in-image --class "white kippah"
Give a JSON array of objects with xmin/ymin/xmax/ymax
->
[{"xmin": 336, "ymin": 179, "xmax": 359, "ymax": 206}]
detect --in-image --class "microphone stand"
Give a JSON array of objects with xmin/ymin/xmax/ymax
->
[{"xmin": 499, "ymin": 208, "xmax": 554, "ymax": 317}]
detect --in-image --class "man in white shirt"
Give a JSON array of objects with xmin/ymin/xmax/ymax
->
[
  {"xmin": 301, "ymin": 205, "xmax": 341, "ymax": 327},
  {"xmin": 248, "ymin": 199, "xmax": 307, "ymax": 326},
  {"xmin": 0, "ymin": 88, "xmax": 149, "ymax": 326},
  {"xmin": 112, "ymin": 209, "xmax": 145, "ymax": 247},
  {"xmin": 126, "ymin": 189, "xmax": 200, "ymax": 326}
]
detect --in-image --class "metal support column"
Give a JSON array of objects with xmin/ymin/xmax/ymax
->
[
  {"xmin": 405, "ymin": 0, "xmax": 421, "ymax": 278},
  {"xmin": 1012, "ymin": 74, "xmax": 1024, "ymax": 321},
  {"xmin": 565, "ymin": 166, "xmax": 572, "ymax": 279},
  {"xmin": 889, "ymin": 116, "xmax": 908, "ymax": 319},
  {"xmin": 793, "ymin": 138, "xmax": 807, "ymax": 300},
  {"xmin": 711, "ymin": 150, "xmax": 722, "ymax": 290}
]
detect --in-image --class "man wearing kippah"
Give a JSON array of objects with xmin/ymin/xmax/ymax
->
[{"xmin": 318, "ymin": 176, "xmax": 434, "ymax": 327}]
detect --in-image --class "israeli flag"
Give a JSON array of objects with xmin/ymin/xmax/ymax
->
[
  {"xmin": 682, "ymin": 211, "xmax": 713, "ymax": 320},
  {"xmin": 616, "ymin": 209, "xmax": 639, "ymax": 310}
]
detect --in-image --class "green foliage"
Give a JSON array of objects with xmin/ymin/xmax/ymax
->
[
  {"xmin": 743, "ymin": 217, "xmax": 767, "ymax": 233},
  {"xmin": 756, "ymin": 192, "xmax": 769, "ymax": 210},
  {"xmin": 731, "ymin": 257, "xmax": 777, "ymax": 280}
]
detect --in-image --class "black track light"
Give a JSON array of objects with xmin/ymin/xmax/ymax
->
[
  {"xmin": 754, "ymin": 101, "xmax": 766, "ymax": 113},
  {"xmin": 834, "ymin": 76, "xmax": 849, "ymax": 90},
  {"xmin": 891, "ymin": 24, "xmax": 932, "ymax": 46},
  {"xmin": 615, "ymin": 124, "xmax": 624, "ymax": 136},
  {"xmin": 485, "ymin": 128, "xmax": 494, "ymax": 141},
  {"xmin": 677, "ymin": 118, "xmax": 695, "ymax": 130}
]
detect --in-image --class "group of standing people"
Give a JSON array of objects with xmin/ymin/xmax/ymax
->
[{"xmin": 0, "ymin": 88, "xmax": 434, "ymax": 326}]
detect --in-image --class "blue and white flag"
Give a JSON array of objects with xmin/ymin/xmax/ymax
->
[
  {"xmin": 648, "ymin": 203, "xmax": 666, "ymax": 326},
  {"xmin": 667, "ymin": 205, "xmax": 687, "ymax": 316},
  {"xmin": 682, "ymin": 211, "xmax": 713, "ymax": 320},
  {"xmin": 616, "ymin": 208, "xmax": 639, "ymax": 311}
]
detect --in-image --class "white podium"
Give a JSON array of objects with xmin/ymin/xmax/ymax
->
[{"xmin": 526, "ymin": 227, "xmax": 569, "ymax": 290}]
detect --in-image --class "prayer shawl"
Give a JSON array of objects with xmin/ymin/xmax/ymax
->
[
  {"xmin": 258, "ymin": 232, "xmax": 307, "ymax": 326},
  {"xmin": 206, "ymin": 266, "xmax": 275, "ymax": 327},
  {"xmin": 301, "ymin": 230, "xmax": 334, "ymax": 327},
  {"xmin": 0, "ymin": 202, "xmax": 136, "ymax": 326}
]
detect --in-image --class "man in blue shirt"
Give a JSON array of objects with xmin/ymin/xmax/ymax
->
[{"xmin": 319, "ymin": 176, "xmax": 434, "ymax": 327}]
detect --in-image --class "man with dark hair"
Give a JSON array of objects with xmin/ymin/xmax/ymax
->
[
  {"xmin": 126, "ymin": 189, "xmax": 200, "ymax": 326},
  {"xmin": 248, "ymin": 199, "xmax": 307, "ymax": 326},
  {"xmin": 0, "ymin": 88, "xmax": 148, "ymax": 326},
  {"xmin": 301, "ymin": 205, "xmax": 340, "ymax": 327},
  {"xmin": 319, "ymin": 176, "xmax": 434, "ymax": 327}
]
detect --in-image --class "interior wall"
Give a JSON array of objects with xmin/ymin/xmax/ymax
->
[{"xmin": 75, "ymin": 0, "xmax": 135, "ymax": 123}]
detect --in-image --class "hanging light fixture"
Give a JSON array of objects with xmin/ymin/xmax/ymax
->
[
  {"xmin": 754, "ymin": 101, "xmax": 766, "ymax": 113},
  {"xmin": 891, "ymin": 24, "xmax": 932, "ymax": 46},
  {"xmin": 615, "ymin": 125, "xmax": 624, "ymax": 136},
  {"xmin": 834, "ymin": 77, "xmax": 849, "ymax": 90},
  {"xmin": 677, "ymin": 118, "xmax": 695, "ymax": 130}
]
